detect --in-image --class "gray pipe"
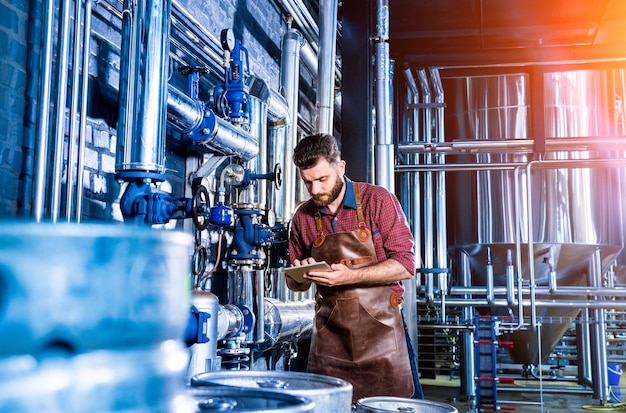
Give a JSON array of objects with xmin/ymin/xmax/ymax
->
[
  {"xmin": 589, "ymin": 248, "xmax": 609, "ymax": 401},
  {"xmin": 400, "ymin": 66, "xmax": 421, "ymax": 349},
  {"xmin": 316, "ymin": 0, "xmax": 338, "ymax": 135},
  {"xmin": 75, "ymin": 0, "xmax": 92, "ymax": 222},
  {"xmin": 166, "ymin": 86, "xmax": 259, "ymax": 162},
  {"xmin": 51, "ymin": 0, "xmax": 72, "ymax": 223},
  {"xmin": 32, "ymin": 0, "xmax": 55, "ymax": 222},
  {"xmin": 460, "ymin": 251, "xmax": 476, "ymax": 399},
  {"xmin": 279, "ymin": 27, "xmax": 303, "ymax": 222},
  {"xmin": 374, "ymin": 0, "xmax": 394, "ymax": 190},
  {"xmin": 116, "ymin": 0, "xmax": 172, "ymax": 174},
  {"xmin": 66, "ymin": 0, "xmax": 84, "ymax": 222},
  {"xmin": 430, "ymin": 68, "xmax": 449, "ymax": 313}
]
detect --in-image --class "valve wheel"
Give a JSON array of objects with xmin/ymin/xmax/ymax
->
[
  {"xmin": 273, "ymin": 163, "xmax": 282, "ymax": 190},
  {"xmin": 192, "ymin": 185, "xmax": 211, "ymax": 231}
]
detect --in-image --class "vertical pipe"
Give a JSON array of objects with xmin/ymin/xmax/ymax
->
[
  {"xmin": 32, "ymin": 0, "xmax": 56, "ymax": 222},
  {"xmin": 401, "ymin": 66, "xmax": 421, "ymax": 349},
  {"xmin": 248, "ymin": 96, "xmax": 268, "ymax": 209},
  {"xmin": 279, "ymin": 26, "xmax": 303, "ymax": 222},
  {"xmin": 430, "ymin": 68, "xmax": 448, "ymax": 318},
  {"xmin": 578, "ymin": 309, "xmax": 593, "ymax": 387},
  {"xmin": 316, "ymin": 0, "xmax": 338, "ymax": 135},
  {"xmin": 374, "ymin": 0, "xmax": 394, "ymax": 190},
  {"xmin": 116, "ymin": 0, "xmax": 172, "ymax": 173},
  {"xmin": 51, "ymin": 0, "xmax": 72, "ymax": 223},
  {"xmin": 589, "ymin": 248, "xmax": 609, "ymax": 401},
  {"xmin": 417, "ymin": 68, "xmax": 434, "ymax": 311},
  {"xmin": 66, "ymin": 0, "xmax": 85, "ymax": 222},
  {"xmin": 75, "ymin": 0, "xmax": 93, "ymax": 222},
  {"xmin": 460, "ymin": 251, "xmax": 476, "ymax": 400}
]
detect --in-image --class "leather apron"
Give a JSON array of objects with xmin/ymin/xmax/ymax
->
[{"xmin": 307, "ymin": 183, "xmax": 415, "ymax": 401}]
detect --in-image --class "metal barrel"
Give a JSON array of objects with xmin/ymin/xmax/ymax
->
[
  {"xmin": 184, "ymin": 387, "xmax": 315, "ymax": 413},
  {"xmin": 355, "ymin": 397, "xmax": 458, "ymax": 413},
  {"xmin": 191, "ymin": 371, "xmax": 353, "ymax": 413}
]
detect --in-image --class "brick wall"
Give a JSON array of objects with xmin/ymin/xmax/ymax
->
[{"xmin": 0, "ymin": 0, "xmax": 29, "ymax": 217}]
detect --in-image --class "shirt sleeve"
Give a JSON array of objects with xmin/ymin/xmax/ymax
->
[
  {"xmin": 288, "ymin": 210, "xmax": 308, "ymax": 264},
  {"xmin": 370, "ymin": 187, "xmax": 416, "ymax": 276}
]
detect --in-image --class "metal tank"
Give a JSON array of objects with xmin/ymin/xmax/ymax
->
[
  {"xmin": 183, "ymin": 387, "xmax": 315, "ymax": 413},
  {"xmin": 445, "ymin": 71, "xmax": 626, "ymax": 365},
  {"xmin": 190, "ymin": 370, "xmax": 353, "ymax": 413},
  {"xmin": 0, "ymin": 222, "xmax": 193, "ymax": 413},
  {"xmin": 355, "ymin": 397, "xmax": 458, "ymax": 413}
]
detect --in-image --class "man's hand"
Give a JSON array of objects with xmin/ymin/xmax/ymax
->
[{"xmin": 303, "ymin": 263, "xmax": 349, "ymax": 287}]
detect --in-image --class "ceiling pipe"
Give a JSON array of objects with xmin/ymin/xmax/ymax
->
[
  {"xmin": 315, "ymin": 0, "xmax": 338, "ymax": 135},
  {"xmin": 374, "ymin": 0, "xmax": 394, "ymax": 190}
]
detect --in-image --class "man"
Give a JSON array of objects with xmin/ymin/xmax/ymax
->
[{"xmin": 286, "ymin": 133, "xmax": 423, "ymax": 401}]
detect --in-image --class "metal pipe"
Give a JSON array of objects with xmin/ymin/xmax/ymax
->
[
  {"xmin": 51, "ymin": 0, "xmax": 72, "ymax": 223},
  {"xmin": 589, "ymin": 248, "xmax": 609, "ymax": 401},
  {"xmin": 460, "ymin": 250, "xmax": 476, "ymax": 400},
  {"xmin": 397, "ymin": 136, "xmax": 626, "ymax": 155},
  {"xmin": 166, "ymin": 86, "xmax": 204, "ymax": 133},
  {"xmin": 32, "ymin": 0, "xmax": 56, "ymax": 221},
  {"xmin": 200, "ymin": 115, "xmax": 259, "ymax": 162},
  {"xmin": 449, "ymin": 285, "xmax": 626, "ymax": 297},
  {"xmin": 315, "ymin": 0, "xmax": 338, "ymax": 135},
  {"xmin": 166, "ymin": 86, "xmax": 259, "ymax": 162},
  {"xmin": 417, "ymin": 297, "xmax": 626, "ymax": 310},
  {"xmin": 432, "ymin": 68, "xmax": 449, "ymax": 322},
  {"xmin": 66, "ymin": 0, "xmax": 85, "ymax": 222},
  {"xmin": 374, "ymin": 0, "xmax": 394, "ymax": 190},
  {"xmin": 279, "ymin": 27, "xmax": 303, "ymax": 222},
  {"xmin": 401, "ymin": 65, "xmax": 421, "ymax": 348},
  {"xmin": 116, "ymin": 0, "xmax": 172, "ymax": 174},
  {"xmin": 578, "ymin": 309, "xmax": 593, "ymax": 387},
  {"xmin": 505, "ymin": 250, "xmax": 516, "ymax": 307},
  {"xmin": 75, "ymin": 0, "xmax": 92, "ymax": 222}
]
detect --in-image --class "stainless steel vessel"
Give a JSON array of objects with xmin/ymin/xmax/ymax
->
[{"xmin": 191, "ymin": 370, "xmax": 353, "ymax": 413}]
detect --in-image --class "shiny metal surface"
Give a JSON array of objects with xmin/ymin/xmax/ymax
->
[
  {"xmin": 191, "ymin": 371, "xmax": 352, "ymax": 413},
  {"xmin": 355, "ymin": 396, "xmax": 458, "ymax": 413},
  {"xmin": 116, "ymin": 0, "xmax": 171, "ymax": 173},
  {"xmin": 0, "ymin": 223, "xmax": 192, "ymax": 356},
  {"xmin": 185, "ymin": 387, "xmax": 315, "ymax": 413},
  {"xmin": 451, "ymin": 242, "xmax": 622, "ymax": 364}
]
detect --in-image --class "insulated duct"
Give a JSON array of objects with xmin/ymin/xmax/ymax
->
[
  {"xmin": 116, "ymin": 0, "xmax": 172, "ymax": 174},
  {"xmin": 279, "ymin": 27, "xmax": 304, "ymax": 222},
  {"xmin": 374, "ymin": 0, "xmax": 394, "ymax": 190}
]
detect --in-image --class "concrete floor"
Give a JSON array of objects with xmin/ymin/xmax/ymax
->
[{"xmin": 421, "ymin": 376, "xmax": 625, "ymax": 413}]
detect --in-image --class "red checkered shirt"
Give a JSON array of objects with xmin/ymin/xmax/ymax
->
[{"xmin": 289, "ymin": 178, "xmax": 416, "ymax": 294}]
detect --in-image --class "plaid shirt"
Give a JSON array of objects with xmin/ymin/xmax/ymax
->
[{"xmin": 289, "ymin": 178, "xmax": 416, "ymax": 292}]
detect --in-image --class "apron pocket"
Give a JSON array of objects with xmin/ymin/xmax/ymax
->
[{"xmin": 314, "ymin": 296, "xmax": 398, "ymax": 362}]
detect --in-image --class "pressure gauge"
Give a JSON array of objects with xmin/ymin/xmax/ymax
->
[{"xmin": 220, "ymin": 29, "xmax": 236, "ymax": 51}]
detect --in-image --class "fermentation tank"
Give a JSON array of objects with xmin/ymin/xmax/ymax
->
[{"xmin": 445, "ymin": 70, "xmax": 626, "ymax": 365}]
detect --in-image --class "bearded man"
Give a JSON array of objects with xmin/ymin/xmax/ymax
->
[{"xmin": 286, "ymin": 133, "xmax": 424, "ymax": 402}]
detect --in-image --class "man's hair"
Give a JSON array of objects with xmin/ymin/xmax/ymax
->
[{"xmin": 293, "ymin": 133, "xmax": 341, "ymax": 169}]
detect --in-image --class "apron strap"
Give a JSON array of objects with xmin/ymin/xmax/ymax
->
[
  {"xmin": 313, "ymin": 211, "xmax": 325, "ymax": 247},
  {"xmin": 354, "ymin": 183, "xmax": 371, "ymax": 242}
]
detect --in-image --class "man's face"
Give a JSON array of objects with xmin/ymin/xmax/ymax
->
[{"xmin": 300, "ymin": 159, "xmax": 346, "ymax": 207}]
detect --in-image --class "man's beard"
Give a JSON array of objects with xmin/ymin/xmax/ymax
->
[{"xmin": 311, "ymin": 176, "xmax": 344, "ymax": 207}]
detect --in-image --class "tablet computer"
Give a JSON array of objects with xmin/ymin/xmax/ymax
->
[{"xmin": 283, "ymin": 261, "xmax": 331, "ymax": 283}]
